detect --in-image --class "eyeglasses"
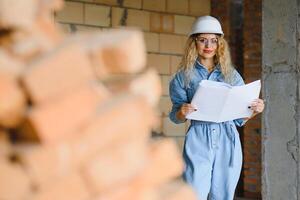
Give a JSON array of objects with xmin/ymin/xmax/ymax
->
[{"xmin": 195, "ymin": 37, "xmax": 218, "ymax": 46}]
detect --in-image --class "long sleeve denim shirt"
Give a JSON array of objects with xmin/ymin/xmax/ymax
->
[{"xmin": 169, "ymin": 60, "xmax": 246, "ymax": 127}]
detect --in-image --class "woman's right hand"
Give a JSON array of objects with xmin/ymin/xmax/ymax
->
[
  {"xmin": 180, "ymin": 103, "xmax": 197, "ymax": 116},
  {"xmin": 176, "ymin": 103, "xmax": 197, "ymax": 121}
]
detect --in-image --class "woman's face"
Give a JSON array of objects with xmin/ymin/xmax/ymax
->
[{"xmin": 195, "ymin": 33, "xmax": 218, "ymax": 59}]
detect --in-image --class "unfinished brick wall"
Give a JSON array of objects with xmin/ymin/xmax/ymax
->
[
  {"xmin": 210, "ymin": 0, "xmax": 230, "ymax": 40},
  {"xmin": 243, "ymin": 0, "xmax": 262, "ymax": 198},
  {"xmin": 54, "ymin": 0, "xmax": 211, "ymax": 151},
  {"xmin": 0, "ymin": 0, "xmax": 197, "ymax": 199}
]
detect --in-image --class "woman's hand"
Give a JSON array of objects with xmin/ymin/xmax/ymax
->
[
  {"xmin": 176, "ymin": 103, "xmax": 197, "ymax": 121},
  {"xmin": 249, "ymin": 98, "xmax": 265, "ymax": 114},
  {"xmin": 244, "ymin": 99, "xmax": 265, "ymax": 122}
]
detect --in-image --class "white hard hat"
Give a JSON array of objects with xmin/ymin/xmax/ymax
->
[{"xmin": 189, "ymin": 16, "xmax": 224, "ymax": 36}]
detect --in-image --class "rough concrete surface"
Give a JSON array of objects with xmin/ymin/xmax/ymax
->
[{"xmin": 263, "ymin": 0, "xmax": 300, "ymax": 199}]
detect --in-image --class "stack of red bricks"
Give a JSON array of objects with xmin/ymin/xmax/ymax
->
[{"xmin": 0, "ymin": 0, "xmax": 196, "ymax": 199}]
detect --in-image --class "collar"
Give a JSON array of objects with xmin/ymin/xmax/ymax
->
[{"xmin": 195, "ymin": 59, "xmax": 221, "ymax": 73}]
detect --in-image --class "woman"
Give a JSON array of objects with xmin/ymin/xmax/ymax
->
[{"xmin": 169, "ymin": 16, "xmax": 264, "ymax": 200}]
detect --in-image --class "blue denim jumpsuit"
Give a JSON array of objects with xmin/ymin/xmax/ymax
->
[{"xmin": 169, "ymin": 60, "xmax": 246, "ymax": 200}]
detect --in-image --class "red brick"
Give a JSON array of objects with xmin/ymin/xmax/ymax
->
[
  {"xmin": 0, "ymin": 160, "xmax": 31, "ymax": 200},
  {"xmin": 96, "ymin": 185, "xmax": 156, "ymax": 200},
  {"xmin": 0, "ymin": 0, "xmax": 37, "ymax": 29},
  {"xmin": 244, "ymin": 169, "xmax": 259, "ymax": 176},
  {"xmin": 9, "ymin": 30, "xmax": 55, "ymax": 62},
  {"xmin": 0, "ymin": 130, "xmax": 12, "ymax": 158},
  {"xmin": 244, "ymin": 120, "xmax": 261, "ymax": 128},
  {"xmin": 243, "ymin": 162, "xmax": 261, "ymax": 168},
  {"xmin": 16, "ymin": 143, "xmax": 76, "ymax": 187},
  {"xmin": 0, "ymin": 50, "xmax": 24, "ymax": 77},
  {"xmin": 0, "ymin": 50, "xmax": 26, "ymax": 128},
  {"xmin": 127, "ymin": 69, "xmax": 162, "ymax": 106},
  {"xmin": 0, "ymin": 74, "xmax": 26, "ymax": 128},
  {"xmin": 100, "ymin": 70, "xmax": 161, "ymax": 107},
  {"xmin": 31, "ymin": 173, "xmax": 90, "ymax": 200},
  {"xmin": 244, "ymin": 191, "xmax": 261, "ymax": 199},
  {"xmin": 28, "ymin": 83, "xmax": 110, "ymax": 144},
  {"xmin": 88, "ymin": 29, "xmax": 146, "ymax": 75},
  {"xmin": 132, "ymin": 138, "xmax": 184, "ymax": 187},
  {"xmin": 244, "ymin": 149, "xmax": 261, "ymax": 157},
  {"xmin": 33, "ymin": 15, "xmax": 64, "ymax": 46},
  {"xmin": 157, "ymin": 181, "xmax": 197, "ymax": 200},
  {"xmin": 244, "ymin": 177, "xmax": 259, "ymax": 184},
  {"xmin": 82, "ymin": 138, "xmax": 148, "ymax": 193},
  {"xmin": 33, "ymin": 0, "xmax": 64, "ymax": 45},
  {"xmin": 71, "ymin": 94, "xmax": 154, "ymax": 165},
  {"xmin": 243, "ymin": 142, "xmax": 260, "ymax": 149},
  {"xmin": 22, "ymin": 42, "xmax": 96, "ymax": 104},
  {"xmin": 95, "ymin": 139, "xmax": 185, "ymax": 199}
]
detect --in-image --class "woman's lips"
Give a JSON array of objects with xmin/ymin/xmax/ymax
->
[{"xmin": 203, "ymin": 49, "xmax": 214, "ymax": 54}]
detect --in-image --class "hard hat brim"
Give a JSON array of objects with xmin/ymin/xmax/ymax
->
[{"xmin": 189, "ymin": 31, "xmax": 224, "ymax": 37}]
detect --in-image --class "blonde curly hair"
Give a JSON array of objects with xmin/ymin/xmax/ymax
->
[{"xmin": 178, "ymin": 34, "xmax": 235, "ymax": 87}]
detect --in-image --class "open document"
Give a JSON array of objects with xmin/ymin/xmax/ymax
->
[{"xmin": 186, "ymin": 80, "xmax": 261, "ymax": 122}]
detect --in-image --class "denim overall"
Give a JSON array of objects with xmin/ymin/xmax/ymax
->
[{"xmin": 169, "ymin": 61, "xmax": 245, "ymax": 200}]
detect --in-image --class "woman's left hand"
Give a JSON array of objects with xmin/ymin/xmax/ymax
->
[{"xmin": 249, "ymin": 98, "xmax": 265, "ymax": 114}]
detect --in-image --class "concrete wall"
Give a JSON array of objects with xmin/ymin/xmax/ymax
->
[
  {"xmin": 262, "ymin": 0, "xmax": 299, "ymax": 199},
  {"xmin": 54, "ymin": 0, "xmax": 211, "ymax": 151}
]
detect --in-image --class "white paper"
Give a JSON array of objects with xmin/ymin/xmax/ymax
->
[{"xmin": 186, "ymin": 80, "xmax": 261, "ymax": 122}]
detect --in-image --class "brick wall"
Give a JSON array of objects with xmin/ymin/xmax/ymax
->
[
  {"xmin": 211, "ymin": 0, "xmax": 230, "ymax": 40},
  {"xmin": 55, "ymin": 0, "xmax": 211, "ymax": 151},
  {"xmin": 211, "ymin": 0, "xmax": 243, "ymax": 72},
  {"xmin": 243, "ymin": 0, "xmax": 262, "ymax": 198}
]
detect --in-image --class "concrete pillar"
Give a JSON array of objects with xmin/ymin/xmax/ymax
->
[{"xmin": 262, "ymin": 0, "xmax": 299, "ymax": 199}]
